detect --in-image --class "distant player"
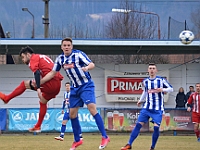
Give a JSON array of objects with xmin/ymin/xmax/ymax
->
[
  {"xmin": 121, "ymin": 63, "xmax": 173, "ymax": 150},
  {"xmin": 54, "ymin": 82, "xmax": 82, "ymax": 141},
  {"xmin": 40, "ymin": 37, "xmax": 110, "ymax": 150},
  {"xmin": 0, "ymin": 46, "xmax": 63, "ymax": 132},
  {"xmin": 187, "ymin": 83, "xmax": 200, "ymax": 142}
]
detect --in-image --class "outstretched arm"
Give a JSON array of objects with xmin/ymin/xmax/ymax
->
[{"xmin": 40, "ymin": 70, "xmax": 57, "ymax": 85}]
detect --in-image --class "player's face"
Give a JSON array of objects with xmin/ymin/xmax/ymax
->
[
  {"xmin": 21, "ymin": 53, "xmax": 30, "ymax": 65},
  {"xmin": 65, "ymin": 84, "xmax": 70, "ymax": 92},
  {"xmin": 196, "ymin": 84, "xmax": 200, "ymax": 93},
  {"xmin": 61, "ymin": 41, "xmax": 73, "ymax": 56},
  {"xmin": 148, "ymin": 65, "xmax": 157, "ymax": 77}
]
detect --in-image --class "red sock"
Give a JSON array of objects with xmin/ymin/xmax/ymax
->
[
  {"xmin": 35, "ymin": 102, "xmax": 47, "ymax": 128},
  {"xmin": 194, "ymin": 130, "xmax": 200, "ymax": 138},
  {"xmin": 5, "ymin": 81, "xmax": 26, "ymax": 102}
]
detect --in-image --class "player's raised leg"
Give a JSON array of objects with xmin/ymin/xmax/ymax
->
[{"xmin": 0, "ymin": 80, "xmax": 30, "ymax": 104}]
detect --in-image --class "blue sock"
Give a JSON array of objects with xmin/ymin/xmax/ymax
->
[
  {"xmin": 93, "ymin": 113, "xmax": 107, "ymax": 138},
  {"xmin": 60, "ymin": 124, "xmax": 66, "ymax": 138},
  {"xmin": 77, "ymin": 119, "xmax": 82, "ymax": 137},
  {"xmin": 71, "ymin": 117, "xmax": 81, "ymax": 142},
  {"xmin": 151, "ymin": 126, "xmax": 160, "ymax": 149},
  {"xmin": 128, "ymin": 123, "xmax": 142, "ymax": 145}
]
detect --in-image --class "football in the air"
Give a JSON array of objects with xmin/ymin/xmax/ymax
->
[{"xmin": 179, "ymin": 30, "xmax": 195, "ymax": 44}]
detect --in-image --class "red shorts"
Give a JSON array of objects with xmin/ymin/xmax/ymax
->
[
  {"xmin": 40, "ymin": 79, "xmax": 61, "ymax": 101},
  {"xmin": 192, "ymin": 112, "xmax": 200, "ymax": 123}
]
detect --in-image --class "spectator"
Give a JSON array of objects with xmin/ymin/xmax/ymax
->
[
  {"xmin": 175, "ymin": 87, "xmax": 187, "ymax": 108},
  {"xmin": 186, "ymin": 86, "xmax": 195, "ymax": 100}
]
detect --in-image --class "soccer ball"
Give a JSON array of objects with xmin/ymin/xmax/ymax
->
[{"xmin": 179, "ymin": 30, "xmax": 195, "ymax": 44}]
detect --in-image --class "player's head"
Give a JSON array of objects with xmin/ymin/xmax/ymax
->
[
  {"xmin": 61, "ymin": 37, "xmax": 73, "ymax": 56},
  {"xmin": 195, "ymin": 83, "xmax": 200, "ymax": 93},
  {"xmin": 65, "ymin": 82, "xmax": 70, "ymax": 92},
  {"xmin": 19, "ymin": 46, "xmax": 34, "ymax": 65},
  {"xmin": 148, "ymin": 63, "xmax": 157, "ymax": 78}
]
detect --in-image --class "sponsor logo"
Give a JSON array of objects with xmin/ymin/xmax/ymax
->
[
  {"xmin": 107, "ymin": 77, "xmax": 143, "ymax": 94},
  {"xmin": 173, "ymin": 116, "xmax": 191, "ymax": 122},
  {"xmin": 56, "ymin": 112, "xmax": 64, "ymax": 124},
  {"xmin": 12, "ymin": 111, "xmax": 23, "ymax": 122}
]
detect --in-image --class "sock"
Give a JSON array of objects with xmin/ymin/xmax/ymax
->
[
  {"xmin": 194, "ymin": 130, "xmax": 200, "ymax": 138},
  {"xmin": 35, "ymin": 102, "xmax": 47, "ymax": 128},
  {"xmin": 5, "ymin": 81, "xmax": 26, "ymax": 102},
  {"xmin": 93, "ymin": 113, "xmax": 107, "ymax": 138},
  {"xmin": 60, "ymin": 124, "xmax": 66, "ymax": 138},
  {"xmin": 128, "ymin": 123, "xmax": 142, "ymax": 145},
  {"xmin": 151, "ymin": 126, "xmax": 160, "ymax": 149},
  {"xmin": 71, "ymin": 117, "xmax": 81, "ymax": 142},
  {"xmin": 77, "ymin": 118, "xmax": 82, "ymax": 137}
]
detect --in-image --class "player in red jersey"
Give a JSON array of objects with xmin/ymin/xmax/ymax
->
[
  {"xmin": 187, "ymin": 83, "xmax": 200, "ymax": 142},
  {"xmin": 0, "ymin": 46, "xmax": 63, "ymax": 132}
]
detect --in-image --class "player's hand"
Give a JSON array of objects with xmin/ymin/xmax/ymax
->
[
  {"xmin": 37, "ymin": 88, "xmax": 42, "ymax": 100},
  {"xmin": 82, "ymin": 66, "xmax": 89, "ymax": 72},
  {"xmin": 187, "ymin": 107, "xmax": 191, "ymax": 112},
  {"xmin": 137, "ymin": 101, "xmax": 141, "ymax": 107},
  {"xmin": 31, "ymin": 79, "xmax": 36, "ymax": 88},
  {"xmin": 61, "ymin": 110, "xmax": 64, "ymax": 114}
]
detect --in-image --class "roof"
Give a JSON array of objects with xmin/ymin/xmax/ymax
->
[{"xmin": 0, "ymin": 39, "xmax": 200, "ymax": 55}]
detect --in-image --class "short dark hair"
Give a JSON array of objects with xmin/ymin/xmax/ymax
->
[
  {"xmin": 19, "ymin": 46, "xmax": 34, "ymax": 56},
  {"xmin": 189, "ymin": 85, "xmax": 194, "ymax": 88},
  {"xmin": 65, "ymin": 82, "xmax": 70, "ymax": 86},
  {"xmin": 148, "ymin": 63, "xmax": 156, "ymax": 66},
  {"xmin": 61, "ymin": 37, "xmax": 72, "ymax": 44}
]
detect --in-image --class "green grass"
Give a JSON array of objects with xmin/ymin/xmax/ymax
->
[{"xmin": 0, "ymin": 133, "xmax": 199, "ymax": 150}]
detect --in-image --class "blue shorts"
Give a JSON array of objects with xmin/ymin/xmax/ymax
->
[
  {"xmin": 63, "ymin": 111, "xmax": 70, "ymax": 120},
  {"xmin": 69, "ymin": 81, "xmax": 96, "ymax": 108},
  {"xmin": 137, "ymin": 109, "xmax": 163, "ymax": 126}
]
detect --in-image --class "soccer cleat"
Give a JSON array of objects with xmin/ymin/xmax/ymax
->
[
  {"xmin": 121, "ymin": 144, "xmax": 132, "ymax": 150},
  {"xmin": 69, "ymin": 140, "xmax": 83, "ymax": 150},
  {"xmin": 99, "ymin": 136, "xmax": 110, "ymax": 149},
  {"xmin": 80, "ymin": 136, "xmax": 83, "ymax": 140},
  {"xmin": 197, "ymin": 138, "xmax": 200, "ymax": 142},
  {"xmin": 29, "ymin": 126, "xmax": 41, "ymax": 133},
  {"xmin": 150, "ymin": 148, "xmax": 155, "ymax": 150},
  {"xmin": 54, "ymin": 136, "xmax": 64, "ymax": 141},
  {"xmin": 0, "ymin": 92, "xmax": 8, "ymax": 104}
]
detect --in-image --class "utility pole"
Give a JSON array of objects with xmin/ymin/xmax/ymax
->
[{"xmin": 43, "ymin": 0, "xmax": 50, "ymax": 38}]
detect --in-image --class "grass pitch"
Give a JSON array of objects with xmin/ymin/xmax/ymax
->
[{"xmin": 0, "ymin": 133, "xmax": 199, "ymax": 150}]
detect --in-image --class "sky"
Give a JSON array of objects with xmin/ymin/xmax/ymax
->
[{"xmin": 0, "ymin": 0, "xmax": 199, "ymax": 39}]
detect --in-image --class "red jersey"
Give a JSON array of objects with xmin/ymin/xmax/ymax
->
[
  {"xmin": 29, "ymin": 54, "xmax": 63, "ymax": 81},
  {"xmin": 187, "ymin": 92, "xmax": 200, "ymax": 113}
]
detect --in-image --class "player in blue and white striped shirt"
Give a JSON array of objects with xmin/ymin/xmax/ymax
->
[
  {"xmin": 40, "ymin": 38, "xmax": 109, "ymax": 150},
  {"xmin": 54, "ymin": 82, "xmax": 82, "ymax": 141},
  {"xmin": 121, "ymin": 63, "xmax": 173, "ymax": 150}
]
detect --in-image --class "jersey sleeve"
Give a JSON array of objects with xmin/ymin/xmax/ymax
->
[
  {"xmin": 78, "ymin": 51, "xmax": 92, "ymax": 65},
  {"xmin": 52, "ymin": 56, "xmax": 62, "ymax": 71},
  {"xmin": 162, "ymin": 78, "xmax": 173, "ymax": 93},
  {"xmin": 29, "ymin": 55, "xmax": 40, "ymax": 72},
  {"xmin": 187, "ymin": 94, "xmax": 193, "ymax": 105}
]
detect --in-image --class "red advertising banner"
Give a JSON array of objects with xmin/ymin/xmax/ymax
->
[
  {"xmin": 149, "ymin": 109, "xmax": 193, "ymax": 131},
  {"xmin": 104, "ymin": 109, "xmax": 149, "ymax": 132}
]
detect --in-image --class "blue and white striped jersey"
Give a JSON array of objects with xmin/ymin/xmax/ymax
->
[
  {"xmin": 53, "ymin": 49, "xmax": 92, "ymax": 87},
  {"xmin": 62, "ymin": 91, "xmax": 70, "ymax": 113},
  {"xmin": 142, "ymin": 76, "xmax": 173, "ymax": 111}
]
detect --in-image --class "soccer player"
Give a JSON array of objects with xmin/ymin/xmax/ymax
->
[
  {"xmin": 187, "ymin": 83, "xmax": 200, "ymax": 142},
  {"xmin": 121, "ymin": 63, "xmax": 173, "ymax": 150},
  {"xmin": 0, "ymin": 46, "xmax": 63, "ymax": 132},
  {"xmin": 54, "ymin": 82, "xmax": 83, "ymax": 141},
  {"xmin": 40, "ymin": 37, "xmax": 110, "ymax": 150}
]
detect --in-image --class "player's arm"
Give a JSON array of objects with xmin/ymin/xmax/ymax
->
[
  {"xmin": 162, "ymin": 79, "xmax": 173, "ymax": 93},
  {"xmin": 40, "ymin": 57, "xmax": 61, "ymax": 84},
  {"xmin": 34, "ymin": 70, "xmax": 41, "ymax": 89},
  {"xmin": 61, "ymin": 100, "xmax": 66, "ymax": 114},
  {"xmin": 82, "ymin": 62, "xmax": 95, "ymax": 72},
  {"xmin": 40, "ymin": 70, "xmax": 57, "ymax": 84}
]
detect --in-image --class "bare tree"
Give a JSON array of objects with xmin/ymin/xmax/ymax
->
[{"xmin": 191, "ymin": 7, "xmax": 200, "ymax": 39}]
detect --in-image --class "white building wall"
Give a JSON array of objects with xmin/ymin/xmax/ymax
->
[{"xmin": 0, "ymin": 63, "xmax": 199, "ymax": 109}]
